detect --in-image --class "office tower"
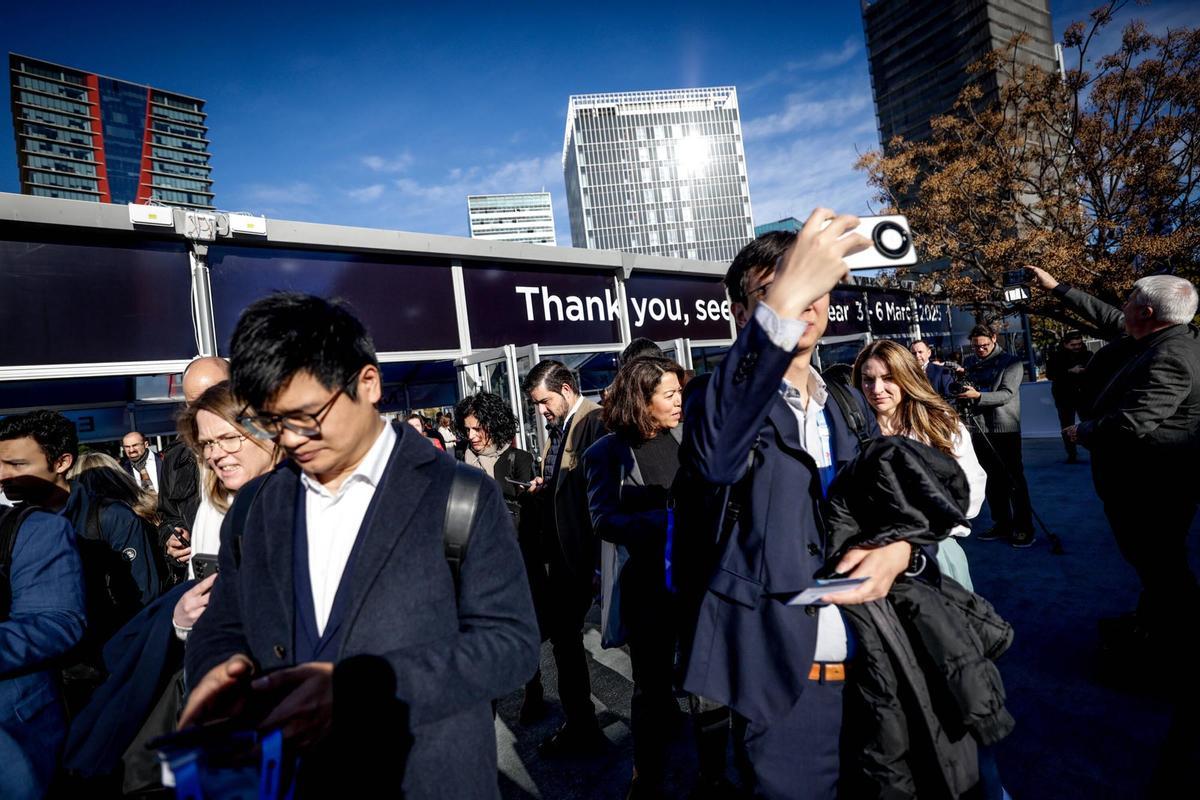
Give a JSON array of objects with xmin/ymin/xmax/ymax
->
[
  {"xmin": 754, "ymin": 216, "xmax": 802, "ymax": 237},
  {"xmin": 562, "ymin": 87, "xmax": 754, "ymax": 261},
  {"xmin": 9, "ymin": 53, "xmax": 214, "ymax": 208},
  {"xmin": 467, "ymin": 192, "xmax": 556, "ymax": 245},
  {"xmin": 861, "ymin": 0, "xmax": 1056, "ymax": 145}
]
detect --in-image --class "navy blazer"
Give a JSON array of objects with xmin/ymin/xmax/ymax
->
[
  {"xmin": 0, "ymin": 510, "xmax": 86, "ymax": 798},
  {"xmin": 186, "ymin": 423, "xmax": 540, "ymax": 799},
  {"xmin": 680, "ymin": 316, "xmax": 878, "ymax": 724},
  {"xmin": 925, "ymin": 362, "xmax": 956, "ymax": 399}
]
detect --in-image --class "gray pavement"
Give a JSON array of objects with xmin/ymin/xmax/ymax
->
[{"xmin": 496, "ymin": 438, "xmax": 1200, "ymax": 799}]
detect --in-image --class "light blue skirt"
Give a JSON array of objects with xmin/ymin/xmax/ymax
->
[{"xmin": 937, "ymin": 537, "xmax": 974, "ymax": 591}]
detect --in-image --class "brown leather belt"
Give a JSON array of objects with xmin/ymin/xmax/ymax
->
[{"xmin": 808, "ymin": 662, "xmax": 847, "ymax": 682}]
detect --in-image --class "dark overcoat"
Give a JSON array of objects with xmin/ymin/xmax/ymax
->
[
  {"xmin": 679, "ymin": 316, "xmax": 878, "ymax": 724},
  {"xmin": 186, "ymin": 423, "xmax": 540, "ymax": 799}
]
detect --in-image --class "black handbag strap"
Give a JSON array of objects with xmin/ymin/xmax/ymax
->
[
  {"xmin": 0, "ymin": 505, "xmax": 39, "ymax": 619},
  {"xmin": 444, "ymin": 463, "xmax": 485, "ymax": 592}
]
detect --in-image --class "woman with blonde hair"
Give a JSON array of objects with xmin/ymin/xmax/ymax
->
[
  {"xmin": 852, "ymin": 339, "xmax": 987, "ymax": 588},
  {"xmin": 69, "ymin": 451, "xmax": 161, "ymax": 529},
  {"xmin": 170, "ymin": 381, "xmax": 280, "ymax": 638}
]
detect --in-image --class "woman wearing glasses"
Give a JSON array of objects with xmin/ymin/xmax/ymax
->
[{"xmin": 171, "ymin": 381, "xmax": 280, "ymax": 638}]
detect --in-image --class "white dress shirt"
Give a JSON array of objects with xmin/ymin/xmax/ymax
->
[
  {"xmin": 755, "ymin": 303, "xmax": 849, "ymax": 663},
  {"xmin": 300, "ymin": 421, "xmax": 396, "ymax": 636}
]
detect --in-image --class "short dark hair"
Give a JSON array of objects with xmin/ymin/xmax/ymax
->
[
  {"xmin": 620, "ymin": 337, "xmax": 666, "ymax": 367},
  {"xmin": 911, "ymin": 339, "xmax": 930, "ymax": 349},
  {"xmin": 229, "ymin": 292, "xmax": 379, "ymax": 410},
  {"xmin": 968, "ymin": 324, "xmax": 997, "ymax": 340},
  {"xmin": 454, "ymin": 392, "xmax": 517, "ymax": 446},
  {"xmin": 0, "ymin": 409, "xmax": 79, "ymax": 466},
  {"xmin": 602, "ymin": 357, "xmax": 685, "ymax": 442},
  {"xmin": 1063, "ymin": 330, "xmax": 1084, "ymax": 342},
  {"xmin": 521, "ymin": 359, "xmax": 578, "ymax": 396},
  {"xmin": 725, "ymin": 231, "xmax": 796, "ymax": 304}
]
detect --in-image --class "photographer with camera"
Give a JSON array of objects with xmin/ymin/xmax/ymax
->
[{"xmin": 957, "ymin": 325, "xmax": 1036, "ymax": 548}]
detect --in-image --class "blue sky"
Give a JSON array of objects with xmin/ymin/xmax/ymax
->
[{"xmin": 2, "ymin": 1, "xmax": 1195, "ymax": 246}]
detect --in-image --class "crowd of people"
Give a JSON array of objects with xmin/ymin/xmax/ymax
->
[{"xmin": 0, "ymin": 209, "xmax": 1197, "ymax": 799}]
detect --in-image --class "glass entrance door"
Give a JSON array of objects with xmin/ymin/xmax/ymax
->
[
  {"xmin": 511, "ymin": 344, "xmax": 543, "ymax": 456},
  {"xmin": 456, "ymin": 344, "xmax": 542, "ymax": 453},
  {"xmin": 655, "ymin": 338, "xmax": 692, "ymax": 370}
]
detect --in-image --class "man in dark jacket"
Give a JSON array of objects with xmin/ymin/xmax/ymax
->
[
  {"xmin": 521, "ymin": 360, "xmax": 609, "ymax": 756},
  {"xmin": 959, "ymin": 325, "xmax": 1036, "ymax": 547},
  {"xmin": 1045, "ymin": 331, "xmax": 1092, "ymax": 463},
  {"xmin": 159, "ymin": 356, "xmax": 230, "ymax": 581},
  {"xmin": 0, "ymin": 506, "xmax": 86, "ymax": 798},
  {"xmin": 181, "ymin": 293, "xmax": 539, "ymax": 798},
  {"xmin": 911, "ymin": 339, "xmax": 956, "ymax": 399},
  {"xmin": 1030, "ymin": 267, "xmax": 1200, "ymax": 650},
  {"xmin": 681, "ymin": 217, "xmax": 928, "ymax": 800},
  {"xmin": 0, "ymin": 412, "xmax": 159, "ymax": 667}
]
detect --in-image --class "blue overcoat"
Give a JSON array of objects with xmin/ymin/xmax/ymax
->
[{"xmin": 680, "ymin": 316, "xmax": 877, "ymax": 725}]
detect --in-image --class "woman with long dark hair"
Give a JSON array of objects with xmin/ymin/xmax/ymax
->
[
  {"xmin": 453, "ymin": 392, "xmax": 547, "ymax": 723},
  {"xmin": 852, "ymin": 339, "xmax": 986, "ymax": 587},
  {"xmin": 583, "ymin": 356, "xmax": 684, "ymax": 799}
]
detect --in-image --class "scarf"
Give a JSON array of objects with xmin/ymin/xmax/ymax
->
[
  {"xmin": 129, "ymin": 449, "xmax": 153, "ymax": 491},
  {"xmin": 466, "ymin": 442, "xmax": 508, "ymax": 480}
]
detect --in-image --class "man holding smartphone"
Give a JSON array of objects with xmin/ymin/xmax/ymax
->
[{"xmin": 180, "ymin": 294, "xmax": 539, "ymax": 797}]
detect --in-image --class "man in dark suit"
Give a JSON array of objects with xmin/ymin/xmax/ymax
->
[
  {"xmin": 1045, "ymin": 331, "xmax": 1092, "ymax": 463},
  {"xmin": 910, "ymin": 339, "xmax": 956, "ymax": 399},
  {"xmin": 0, "ymin": 506, "xmax": 86, "ymax": 798},
  {"xmin": 681, "ymin": 218, "xmax": 927, "ymax": 799},
  {"xmin": 521, "ymin": 360, "xmax": 609, "ymax": 756},
  {"xmin": 1030, "ymin": 267, "xmax": 1200, "ymax": 650},
  {"xmin": 181, "ymin": 293, "xmax": 539, "ymax": 798}
]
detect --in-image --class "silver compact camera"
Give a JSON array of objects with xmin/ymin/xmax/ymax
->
[{"xmin": 832, "ymin": 215, "xmax": 917, "ymax": 270}]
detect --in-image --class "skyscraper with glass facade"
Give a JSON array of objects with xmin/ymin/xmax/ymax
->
[
  {"xmin": 862, "ymin": 0, "xmax": 1055, "ymax": 145},
  {"xmin": 9, "ymin": 53, "xmax": 214, "ymax": 208},
  {"xmin": 562, "ymin": 87, "xmax": 754, "ymax": 261},
  {"xmin": 467, "ymin": 192, "xmax": 556, "ymax": 245}
]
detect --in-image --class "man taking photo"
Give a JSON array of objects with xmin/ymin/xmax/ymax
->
[{"xmin": 958, "ymin": 325, "xmax": 1035, "ymax": 548}]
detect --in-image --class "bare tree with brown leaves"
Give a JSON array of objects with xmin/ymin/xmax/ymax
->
[{"xmin": 857, "ymin": 1, "xmax": 1199, "ymax": 334}]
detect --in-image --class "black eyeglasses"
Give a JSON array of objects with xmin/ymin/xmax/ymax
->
[{"xmin": 239, "ymin": 370, "xmax": 362, "ymax": 441}]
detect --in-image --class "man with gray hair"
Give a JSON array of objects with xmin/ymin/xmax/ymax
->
[{"xmin": 1029, "ymin": 266, "xmax": 1200, "ymax": 658}]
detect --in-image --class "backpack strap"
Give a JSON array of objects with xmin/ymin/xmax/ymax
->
[
  {"xmin": 0, "ymin": 505, "xmax": 40, "ymax": 619},
  {"xmin": 444, "ymin": 463, "xmax": 485, "ymax": 592},
  {"xmin": 824, "ymin": 379, "xmax": 872, "ymax": 449}
]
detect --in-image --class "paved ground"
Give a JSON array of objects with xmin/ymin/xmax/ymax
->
[{"xmin": 495, "ymin": 439, "xmax": 1200, "ymax": 799}]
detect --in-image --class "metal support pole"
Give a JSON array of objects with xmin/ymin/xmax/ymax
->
[{"xmin": 188, "ymin": 246, "xmax": 218, "ymax": 357}]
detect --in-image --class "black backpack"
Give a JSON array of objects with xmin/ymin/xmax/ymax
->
[{"xmin": 0, "ymin": 504, "xmax": 40, "ymax": 620}]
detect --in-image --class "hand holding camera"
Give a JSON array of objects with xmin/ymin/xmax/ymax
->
[
  {"xmin": 764, "ymin": 208, "xmax": 870, "ymax": 320},
  {"xmin": 1024, "ymin": 265, "xmax": 1059, "ymax": 291}
]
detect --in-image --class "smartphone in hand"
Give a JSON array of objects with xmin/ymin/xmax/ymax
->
[{"xmin": 191, "ymin": 554, "xmax": 219, "ymax": 580}]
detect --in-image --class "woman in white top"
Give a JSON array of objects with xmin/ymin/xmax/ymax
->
[
  {"xmin": 171, "ymin": 381, "xmax": 280, "ymax": 638},
  {"xmin": 852, "ymin": 339, "xmax": 987, "ymax": 589}
]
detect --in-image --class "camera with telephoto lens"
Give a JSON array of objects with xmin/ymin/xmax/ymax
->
[{"xmin": 948, "ymin": 377, "xmax": 976, "ymax": 396}]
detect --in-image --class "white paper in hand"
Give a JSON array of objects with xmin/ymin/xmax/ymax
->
[{"xmin": 787, "ymin": 577, "xmax": 869, "ymax": 606}]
